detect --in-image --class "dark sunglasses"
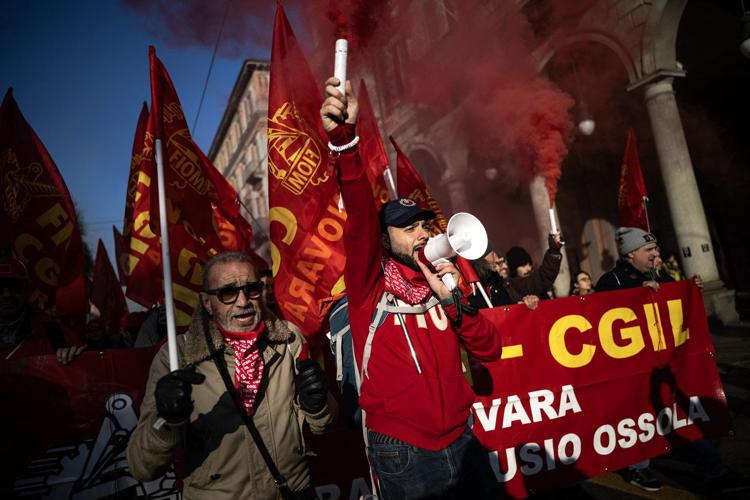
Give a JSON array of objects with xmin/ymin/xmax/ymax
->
[{"xmin": 205, "ymin": 281, "xmax": 264, "ymax": 305}]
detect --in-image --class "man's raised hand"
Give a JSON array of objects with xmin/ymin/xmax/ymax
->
[{"xmin": 321, "ymin": 77, "xmax": 359, "ymax": 132}]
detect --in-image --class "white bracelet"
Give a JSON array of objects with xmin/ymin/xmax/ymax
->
[{"xmin": 328, "ymin": 135, "xmax": 360, "ymax": 152}]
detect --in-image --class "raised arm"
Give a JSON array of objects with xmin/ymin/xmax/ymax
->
[{"xmin": 321, "ymin": 77, "xmax": 382, "ymax": 308}]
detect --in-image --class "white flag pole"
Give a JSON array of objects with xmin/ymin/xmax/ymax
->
[
  {"xmin": 152, "ymin": 138, "xmax": 178, "ymax": 431},
  {"xmin": 383, "ymin": 168, "xmax": 397, "ymax": 200}
]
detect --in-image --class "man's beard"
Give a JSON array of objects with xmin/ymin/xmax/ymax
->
[{"xmin": 391, "ymin": 250, "xmax": 420, "ymax": 272}]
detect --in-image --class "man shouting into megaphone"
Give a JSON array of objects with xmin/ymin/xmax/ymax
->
[{"xmin": 321, "ymin": 77, "xmax": 503, "ymax": 499}]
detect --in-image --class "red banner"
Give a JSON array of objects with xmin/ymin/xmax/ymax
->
[
  {"xmin": 0, "ymin": 89, "xmax": 88, "ymax": 318},
  {"xmin": 3, "ymin": 281, "xmax": 729, "ymax": 498},
  {"xmin": 90, "ymin": 239, "xmax": 128, "ymax": 334},
  {"xmin": 618, "ymin": 128, "xmax": 649, "ymax": 231},
  {"xmin": 471, "ymin": 280, "xmax": 730, "ymax": 497},
  {"xmin": 356, "ymin": 81, "xmax": 391, "ymax": 208},
  {"xmin": 267, "ymin": 5, "xmax": 347, "ymax": 335}
]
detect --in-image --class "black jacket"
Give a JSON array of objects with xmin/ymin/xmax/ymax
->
[
  {"xmin": 595, "ymin": 259, "xmax": 654, "ymax": 292},
  {"xmin": 470, "ymin": 250, "xmax": 562, "ymax": 308}
]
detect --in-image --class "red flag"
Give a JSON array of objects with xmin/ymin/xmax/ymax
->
[
  {"xmin": 390, "ymin": 136, "xmax": 481, "ymax": 283},
  {"xmin": 147, "ymin": 46, "xmax": 241, "ymax": 237},
  {"xmin": 112, "ymin": 225, "xmax": 127, "ymax": 284},
  {"xmin": 142, "ymin": 48, "xmax": 255, "ymax": 326},
  {"xmin": 267, "ymin": 5, "xmax": 347, "ymax": 335},
  {"xmin": 356, "ymin": 81, "xmax": 391, "ymax": 208},
  {"xmin": 618, "ymin": 128, "xmax": 649, "ymax": 230},
  {"xmin": 90, "ymin": 239, "xmax": 128, "ymax": 333},
  {"xmin": 121, "ymin": 103, "xmax": 162, "ymax": 308},
  {"xmin": 0, "ymin": 89, "xmax": 88, "ymax": 317}
]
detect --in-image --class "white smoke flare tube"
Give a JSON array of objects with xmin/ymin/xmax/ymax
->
[
  {"xmin": 152, "ymin": 138, "xmax": 179, "ymax": 431},
  {"xmin": 334, "ymin": 39, "xmax": 348, "ymax": 97},
  {"xmin": 549, "ymin": 207, "xmax": 558, "ymax": 234}
]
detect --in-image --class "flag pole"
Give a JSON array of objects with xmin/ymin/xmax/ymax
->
[
  {"xmin": 155, "ymin": 139, "xmax": 179, "ymax": 371},
  {"xmin": 383, "ymin": 168, "xmax": 397, "ymax": 200},
  {"xmin": 476, "ymin": 282, "xmax": 493, "ymax": 308},
  {"xmin": 152, "ymin": 139, "xmax": 179, "ymax": 431},
  {"xmin": 643, "ymin": 196, "xmax": 651, "ymax": 233}
]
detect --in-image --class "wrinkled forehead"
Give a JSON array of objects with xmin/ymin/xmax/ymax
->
[
  {"xmin": 638, "ymin": 242, "xmax": 659, "ymax": 253},
  {"xmin": 207, "ymin": 260, "xmax": 256, "ymax": 288}
]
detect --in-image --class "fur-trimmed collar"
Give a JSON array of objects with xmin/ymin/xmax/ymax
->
[{"xmin": 181, "ymin": 306, "xmax": 295, "ymax": 366}]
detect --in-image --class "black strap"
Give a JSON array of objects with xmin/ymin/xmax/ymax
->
[{"xmin": 201, "ymin": 311, "xmax": 294, "ymax": 499}]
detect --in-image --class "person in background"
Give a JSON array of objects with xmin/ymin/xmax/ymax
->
[
  {"xmin": 1, "ymin": 256, "xmax": 84, "ymax": 363},
  {"xmin": 571, "ymin": 271, "xmax": 594, "ymax": 296}
]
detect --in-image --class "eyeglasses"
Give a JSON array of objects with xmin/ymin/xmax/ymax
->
[{"xmin": 204, "ymin": 281, "xmax": 264, "ymax": 305}]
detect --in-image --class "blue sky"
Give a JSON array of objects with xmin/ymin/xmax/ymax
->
[{"xmin": 0, "ymin": 0, "xmax": 283, "ymax": 265}]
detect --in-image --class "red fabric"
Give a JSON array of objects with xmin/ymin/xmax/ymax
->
[
  {"xmin": 335, "ymin": 126, "xmax": 503, "ymax": 450},
  {"xmin": 618, "ymin": 128, "xmax": 649, "ymax": 230},
  {"xmin": 382, "ymin": 256, "xmax": 431, "ymax": 305},
  {"xmin": 90, "ymin": 240, "xmax": 128, "ymax": 334},
  {"xmin": 217, "ymin": 321, "xmax": 266, "ymax": 416},
  {"xmin": 121, "ymin": 102, "xmax": 162, "ymax": 308},
  {"xmin": 267, "ymin": 5, "xmax": 346, "ymax": 335},
  {"xmin": 0, "ymin": 89, "xmax": 88, "ymax": 318},
  {"xmin": 356, "ymin": 81, "xmax": 391, "ymax": 208}
]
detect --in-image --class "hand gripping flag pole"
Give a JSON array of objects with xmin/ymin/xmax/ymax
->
[{"xmin": 152, "ymin": 139, "xmax": 179, "ymax": 430}]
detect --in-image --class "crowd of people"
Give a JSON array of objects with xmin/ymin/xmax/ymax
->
[{"xmin": 0, "ymin": 75, "xmax": 738, "ymax": 500}]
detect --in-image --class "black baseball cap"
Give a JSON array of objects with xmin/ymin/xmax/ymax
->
[{"xmin": 379, "ymin": 198, "xmax": 436, "ymax": 231}]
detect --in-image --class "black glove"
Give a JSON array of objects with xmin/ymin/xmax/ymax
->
[
  {"xmin": 548, "ymin": 233, "xmax": 564, "ymax": 255},
  {"xmin": 295, "ymin": 359, "xmax": 327, "ymax": 413},
  {"xmin": 155, "ymin": 366, "xmax": 205, "ymax": 424}
]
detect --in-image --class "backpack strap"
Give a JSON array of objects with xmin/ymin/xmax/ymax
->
[
  {"xmin": 381, "ymin": 296, "xmax": 439, "ymax": 314},
  {"xmin": 360, "ymin": 292, "xmax": 391, "ymax": 380},
  {"xmin": 328, "ymin": 299, "xmax": 351, "ymax": 382}
]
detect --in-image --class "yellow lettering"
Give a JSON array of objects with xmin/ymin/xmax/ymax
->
[
  {"xmin": 599, "ymin": 307, "xmax": 645, "ymax": 359},
  {"xmin": 317, "ymin": 217, "xmax": 343, "ymax": 242},
  {"xmin": 643, "ymin": 303, "xmax": 667, "ymax": 351},
  {"xmin": 297, "ymin": 260, "xmax": 325, "ymax": 283},
  {"xmin": 289, "ymin": 277, "xmax": 314, "ymax": 304},
  {"xmin": 667, "ymin": 299, "xmax": 690, "ymax": 347},
  {"xmin": 35, "ymin": 203, "xmax": 73, "ymax": 246},
  {"xmin": 14, "ymin": 233, "xmax": 43, "ymax": 261},
  {"xmin": 35, "ymin": 257, "xmax": 59, "ymax": 286},
  {"xmin": 549, "ymin": 315, "xmax": 595, "ymax": 368},
  {"xmin": 177, "ymin": 248, "xmax": 203, "ymax": 286}
]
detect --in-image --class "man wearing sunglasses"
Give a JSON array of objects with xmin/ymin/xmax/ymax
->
[
  {"xmin": 128, "ymin": 252, "xmax": 335, "ymax": 499},
  {"xmin": 322, "ymin": 78, "xmax": 503, "ymax": 498}
]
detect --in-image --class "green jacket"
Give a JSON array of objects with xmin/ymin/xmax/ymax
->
[{"xmin": 126, "ymin": 307, "xmax": 336, "ymax": 499}]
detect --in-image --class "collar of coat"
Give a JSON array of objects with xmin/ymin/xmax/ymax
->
[{"xmin": 182, "ymin": 306, "xmax": 295, "ymax": 366}]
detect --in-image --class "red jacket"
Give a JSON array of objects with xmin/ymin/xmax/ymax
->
[{"xmin": 332, "ymin": 125, "xmax": 503, "ymax": 451}]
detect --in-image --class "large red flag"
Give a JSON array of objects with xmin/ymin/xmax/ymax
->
[
  {"xmin": 267, "ymin": 4, "xmax": 347, "ymax": 335},
  {"xmin": 143, "ymin": 48, "xmax": 256, "ymax": 326},
  {"xmin": 112, "ymin": 225, "xmax": 127, "ymax": 284},
  {"xmin": 390, "ymin": 136, "xmax": 481, "ymax": 284},
  {"xmin": 618, "ymin": 128, "xmax": 649, "ymax": 230},
  {"xmin": 147, "ymin": 46, "xmax": 241, "ymax": 237},
  {"xmin": 90, "ymin": 239, "xmax": 128, "ymax": 333},
  {"xmin": 121, "ymin": 103, "xmax": 161, "ymax": 308},
  {"xmin": 0, "ymin": 89, "xmax": 88, "ymax": 318},
  {"xmin": 356, "ymin": 81, "xmax": 391, "ymax": 208}
]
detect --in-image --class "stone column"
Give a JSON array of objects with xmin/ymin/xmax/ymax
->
[
  {"xmin": 642, "ymin": 77, "xmax": 738, "ymax": 323},
  {"xmin": 530, "ymin": 176, "xmax": 571, "ymax": 297}
]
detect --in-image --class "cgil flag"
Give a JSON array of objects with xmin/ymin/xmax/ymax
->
[
  {"xmin": 0, "ymin": 88, "xmax": 88, "ymax": 318},
  {"xmin": 390, "ymin": 135, "xmax": 481, "ymax": 284},
  {"xmin": 266, "ymin": 4, "xmax": 347, "ymax": 336},
  {"xmin": 618, "ymin": 128, "xmax": 649, "ymax": 231},
  {"xmin": 121, "ymin": 102, "xmax": 162, "ymax": 309},
  {"xmin": 356, "ymin": 81, "xmax": 391, "ymax": 208}
]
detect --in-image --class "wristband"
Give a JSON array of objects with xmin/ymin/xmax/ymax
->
[{"xmin": 328, "ymin": 135, "xmax": 359, "ymax": 153}]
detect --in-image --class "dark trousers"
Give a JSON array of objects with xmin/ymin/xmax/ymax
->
[{"xmin": 367, "ymin": 426, "xmax": 500, "ymax": 500}]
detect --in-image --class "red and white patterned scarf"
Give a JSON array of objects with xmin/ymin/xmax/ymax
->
[
  {"xmin": 383, "ymin": 255, "xmax": 431, "ymax": 305},
  {"xmin": 218, "ymin": 321, "xmax": 265, "ymax": 416}
]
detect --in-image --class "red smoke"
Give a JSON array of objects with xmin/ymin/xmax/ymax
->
[{"xmin": 307, "ymin": 0, "xmax": 576, "ymax": 205}]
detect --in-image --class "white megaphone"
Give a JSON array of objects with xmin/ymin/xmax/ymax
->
[{"xmin": 418, "ymin": 212, "xmax": 488, "ymax": 291}]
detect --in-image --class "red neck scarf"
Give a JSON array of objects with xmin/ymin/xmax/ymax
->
[
  {"xmin": 383, "ymin": 255, "xmax": 431, "ymax": 304},
  {"xmin": 216, "ymin": 320, "xmax": 265, "ymax": 416}
]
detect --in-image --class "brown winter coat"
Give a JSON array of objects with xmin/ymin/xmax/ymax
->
[{"xmin": 126, "ymin": 307, "xmax": 336, "ymax": 499}]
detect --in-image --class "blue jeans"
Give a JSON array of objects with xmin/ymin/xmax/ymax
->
[{"xmin": 367, "ymin": 427, "xmax": 499, "ymax": 499}]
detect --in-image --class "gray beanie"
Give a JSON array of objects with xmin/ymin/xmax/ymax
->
[{"xmin": 616, "ymin": 227, "xmax": 657, "ymax": 255}]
